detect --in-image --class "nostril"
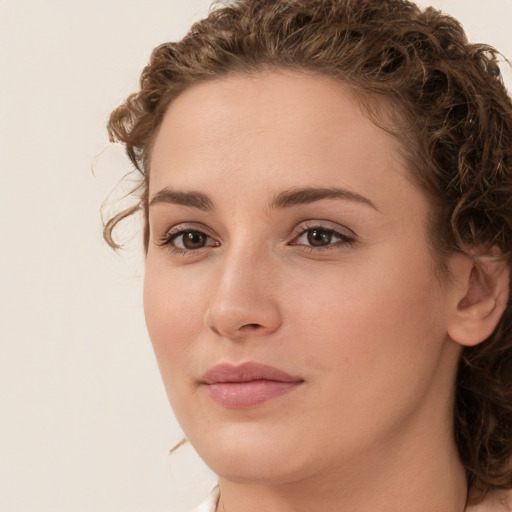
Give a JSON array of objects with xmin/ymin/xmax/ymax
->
[{"xmin": 242, "ymin": 323, "xmax": 262, "ymax": 330}]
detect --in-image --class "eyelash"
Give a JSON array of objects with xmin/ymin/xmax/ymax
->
[
  {"xmin": 157, "ymin": 226, "xmax": 219, "ymax": 256},
  {"xmin": 157, "ymin": 223, "xmax": 356, "ymax": 256},
  {"xmin": 290, "ymin": 224, "xmax": 356, "ymax": 252}
]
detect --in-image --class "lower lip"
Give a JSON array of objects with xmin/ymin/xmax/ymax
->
[{"xmin": 204, "ymin": 380, "xmax": 302, "ymax": 408}]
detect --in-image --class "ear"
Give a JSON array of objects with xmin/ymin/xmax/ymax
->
[{"xmin": 447, "ymin": 249, "xmax": 510, "ymax": 347}]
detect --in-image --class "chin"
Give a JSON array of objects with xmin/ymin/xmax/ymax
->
[{"xmin": 188, "ymin": 422, "xmax": 313, "ymax": 485}]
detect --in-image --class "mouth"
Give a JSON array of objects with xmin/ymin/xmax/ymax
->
[{"xmin": 200, "ymin": 362, "xmax": 304, "ymax": 409}]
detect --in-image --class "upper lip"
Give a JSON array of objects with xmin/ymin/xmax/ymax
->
[{"xmin": 201, "ymin": 362, "xmax": 304, "ymax": 384}]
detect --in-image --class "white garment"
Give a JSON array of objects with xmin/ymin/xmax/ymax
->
[{"xmin": 191, "ymin": 486, "xmax": 219, "ymax": 512}]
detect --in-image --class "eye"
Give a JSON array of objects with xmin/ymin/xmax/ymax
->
[
  {"xmin": 173, "ymin": 230, "xmax": 210, "ymax": 250},
  {"xmin": 291, "ymin": 225, "xmax": 355, "ymax": 249},
  {"xmin": 303, "ymin": 228, "xmax": 336, "ymax": 247},
  {"xmin": 158, "ymin": 228, "xmax": 218, "ymax": 253}
]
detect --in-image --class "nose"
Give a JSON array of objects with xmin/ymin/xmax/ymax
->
[{"xmin": 204, "ymin": 248, "xmax": 282, "ymax": 340}]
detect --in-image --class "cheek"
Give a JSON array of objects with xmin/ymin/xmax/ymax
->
[
  {"xmin": 290, "ymin": 248, "xmax": 448, "ymax": 389},
  {"xmin": 277, "ymin": 263, "xmax": 448, "ymax": 456},
  {"xmin": 143, "ymin": 262, "xmax": 208, "ymax": 383}
]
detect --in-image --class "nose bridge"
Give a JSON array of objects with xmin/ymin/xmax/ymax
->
[{"xmin": 205, "ymin": 241, "xmax": 281, "ymax": 339}]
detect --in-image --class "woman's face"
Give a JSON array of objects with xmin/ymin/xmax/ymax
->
[{"xmin": 144, "ymin": 72, "xmax": 461, "ymax": 484}]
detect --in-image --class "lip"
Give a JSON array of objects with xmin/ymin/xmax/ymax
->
[{"xmin": 201, "ymin": 362, "xmax": 304, "ymax": 408}]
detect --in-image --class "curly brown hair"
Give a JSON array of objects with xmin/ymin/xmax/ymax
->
[{"xmin": 105, "ymin": 0, "xmax": 512, "ymax": 501}]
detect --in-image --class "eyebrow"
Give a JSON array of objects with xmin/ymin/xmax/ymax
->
[
  {"xmin": 148, "ymin": 186, "xmax": 378, "ymax": 212},
  {"xmin": 148, "ymin": 187, "xmax": 214, "ymax": 211},
  {"xmin": 270, "ymin": 187, "xmax": 379, "ymax": 211}
]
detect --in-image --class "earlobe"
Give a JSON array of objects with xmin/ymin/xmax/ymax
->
[{"xmin": 447, "ymin": 250, "xmax": 510, "ymax": 347}]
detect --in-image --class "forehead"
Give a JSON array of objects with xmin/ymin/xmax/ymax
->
[{"xmin": 149, "ymin": 71, "xmax": 419, "ymax": 220}]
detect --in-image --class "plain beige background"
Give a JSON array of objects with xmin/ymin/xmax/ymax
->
[{"xmin": 1, "ymin": 1, "xmax": 511, "ymax": 511}]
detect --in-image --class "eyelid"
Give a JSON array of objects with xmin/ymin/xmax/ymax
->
[
  {"xmin": 291, "ymin": 220, "xmax": 356, "ymax": 239},
  {"xmin": 156, "ymin": 222, "xmax": 214, "ymax": 240}
]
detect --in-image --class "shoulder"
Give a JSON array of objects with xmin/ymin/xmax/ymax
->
[
  {"xmin": 466, "ymin": 489, "xmax": 512, "ymax": 512},
  {"xmin": 191, "ymin": 485, "xmax": 220, "ymax": 512}
]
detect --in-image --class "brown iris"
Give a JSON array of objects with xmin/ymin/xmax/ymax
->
[
  {"xmin": 181, "ymin": 231, "xmax": 208, "ymax": 249},
  {"xmin": 307, "ymin": 228, "xmax": 334, "ymax": 247}
]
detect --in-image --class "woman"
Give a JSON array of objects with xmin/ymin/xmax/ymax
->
[{"xmin": 104, "ymin": 0, "xmax": 512, "ymax": 510}]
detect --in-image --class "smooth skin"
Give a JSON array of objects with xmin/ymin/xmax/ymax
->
[{"xmin": 144, "ymin": 71, "xmax": 508, "ymax": 512}]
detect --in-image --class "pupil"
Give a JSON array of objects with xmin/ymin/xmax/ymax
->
[
  {"xmin": 184, "ymin": 231, "xmax": 206, "ymax": 249},
  {"xmin": 307, "ymin": 229, "xmax": 332, "ymax": 246}
]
